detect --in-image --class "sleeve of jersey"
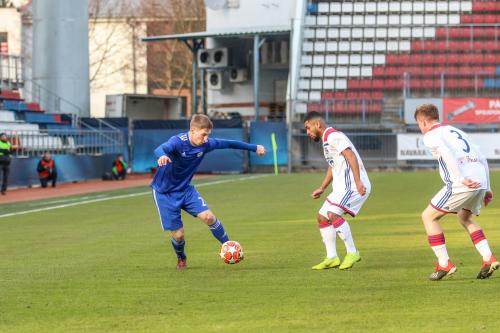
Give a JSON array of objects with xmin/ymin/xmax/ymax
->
[
  {"xmin": 327, "ymin": 134, "xmax": 350, "ymax": 153},
  {"xmin": 208, "ymin": 138, "xmax": 257, "ymax": 152},
  {"xmin": 154, "ymin": 136, "xmax": 179, "ymax": 158}
]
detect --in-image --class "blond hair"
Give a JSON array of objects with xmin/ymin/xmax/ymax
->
[
  {"xmin": 190, "ymin": 114, "xmax": 213, "ymax": 130},
  {"xmin": 414, "ymin": 104, "xmax": 439, "ymax": 121}
]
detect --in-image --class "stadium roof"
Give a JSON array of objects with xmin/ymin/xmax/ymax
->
[{"xmin": 142, "ymin": 26, "xmax": 291, "ymax": 42}]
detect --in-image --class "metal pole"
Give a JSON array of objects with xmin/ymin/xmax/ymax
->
[
  {"xmin": 200, "ymin": 68, "xmax": 206, "ymax": 114},
  {"xmin": 440, "ymin": 72, "xmax": 444, "ymax": 97},
  {"xmin": 191, "ymin": 39, "xmax": 198, "ymax": 115},
  {"xmin": 254, "ymin": 34, "xmax": 260, "ymax": 122}
]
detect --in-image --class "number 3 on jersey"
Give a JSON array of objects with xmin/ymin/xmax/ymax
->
[{"xmin": 450, "ymin": 130, "xmax": 470, "ymax": 153}]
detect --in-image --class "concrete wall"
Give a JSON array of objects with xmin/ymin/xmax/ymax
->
[
  {"xmin": 0, "ymin": 7, "xmax": 22, "ymax": 55},
  {"xmin": 89, "ymin": 18, "xmax": 148, "ymax": 117},
  {"xmin": 206, "ymin": 0, "xmax": 296, "ymax": 30}
]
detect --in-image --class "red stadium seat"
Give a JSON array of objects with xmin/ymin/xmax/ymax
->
[
  {"xmin": 483, "ymin": 15, "xmax": 499, "ymax": 23},
  {"xmin": 471, "ymin": 15, "xmax": 486, "ymax": 24},
  {"xmin": 461, "ymin": 15, "xmax": 473, "ymax": 24},
  {"xmin": 372, "ymin": 91, "xmax": 384, "ymax": 100},
  {"xmin": 386, "ymin": 66, "xmax": 398, "ymax": 77},
  {"xmin": 447, "ymin": 54, "xmax": 459, "ymax": 63},
  {"xmin": 484, "ymin": 53, "xmax": 496, "ymax": 63},
  {"xmin": 435, "ymin": 54, "xmax": 447, "ymax": 64},
  {"xmin": 422, "ymin": 54, "xmax": 435, "ymax": 64},
  {"xmin": 321, "ymin": 91, "xmax": 334, "ymax": 100},
  {"xmin": 373, "ymin": 66, "xmax": 385, "ymax": 76}
]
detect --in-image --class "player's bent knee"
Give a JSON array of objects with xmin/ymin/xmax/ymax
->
[
  {"xmin": 198, "ymin": 211, "xmax": 216, "ymax": 225},
  {"xmin": 171, "ymin": 229, "xmax": 184, "ymax": 241}
]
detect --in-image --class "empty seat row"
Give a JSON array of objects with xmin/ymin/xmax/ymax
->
[
  {"xmin": 301, "ymin": 66, "xmax": 373, "ymax": 78},
  {"xmin": 302, "ymin": 54, "xmax": 385, "ymax": 66},
  {"xmin": 305, "ymin": 14, "xmax": 460, "ymax": 26},
  {"xmin": 24, "ymin": 112, "xmax": 62, "ymax": 124},
  {"xmin": 0, "ymin": 122, "xmax": 39, "ymax": 132},
  {"xmin": 303, "ymin": 41, "xmax": 411, "ymax": 53},
  {"xmin": 372, "ymin": 65, "xmax": 496, "ymax": 77},
  {"xmin": 472, "ymin": 2, "xmax": 500, "ymax": 12},
  {"xmin": 461, "ymin": 14, "xmax": 500, "ymax": 23},
  {"xmin": 0, "ymin": 110, "xmax": 17, "ymax": 122},
  {"xmin": 304, "ymin": 27, "xmax": 436, "ymax": 40},
  {"xmin": 483, "ymin": 78, "xmax": 500, "ymax": 88},
  {"xmin": 307, "ymin": 102, "xmax": 382, "ymax": 114},
  {"xmin": 299, "ymin": 78, "xmax": 348, "ymax": 90},
  {"xmin": 321, "ymin": 91, "xmax": 384, "ymax": 100},
  {"xmin": 412, "ymin": 39, "xmax": 500, "ymax": 52},
  {"xmin": 435, "ymin": 27, "xmax": 500, "ymax": 38},
  {"xmin": 0, "ymin": 90, "xmax": 22, "ymax": 101},
  {"xmin": 316, "ymin": 1, "xmax": 472, "ymax": 14},
  {"xmin": 386, "ymin": 53, "xmax": 500, "ymax": 64}
]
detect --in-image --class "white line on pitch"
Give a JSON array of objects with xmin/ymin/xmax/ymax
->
[{"xmin": 0, "ymin": 174, "xmax": 271, "ymax": 219}]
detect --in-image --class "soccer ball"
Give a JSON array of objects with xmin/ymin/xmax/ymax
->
[{"xmin": 220, "ymin": 240, "xmax": 244, "ymax": 264}]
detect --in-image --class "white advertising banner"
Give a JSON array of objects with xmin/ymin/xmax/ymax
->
[{"xmin": 397, "ymin": 133, "xmax": 500, "ymax": 160}]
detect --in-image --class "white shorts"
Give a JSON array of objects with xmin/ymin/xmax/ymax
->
[
  {"xmin": 319, "ymin": 189, "xmax": 370, "ymax": 218},
  {"xmin": 430, "ymin": 187, "xmax": 486, "ymax": 215}
]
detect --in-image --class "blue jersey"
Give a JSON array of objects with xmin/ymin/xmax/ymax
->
[{"xmin": 151, "ymin": 132, "xmax": 257, "ymax": 193}]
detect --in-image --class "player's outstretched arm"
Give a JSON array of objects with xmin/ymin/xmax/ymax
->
[
  {"xmin": 312, "ymin": 167, "xmax": 332, "ymax": 199},
  {"xmin": 208, "ymin": 138, "xmax": 266, "ymax": 156},
  {"xmin": 341, "ymin": 148, "xmax": 366, "ymax": 196}
]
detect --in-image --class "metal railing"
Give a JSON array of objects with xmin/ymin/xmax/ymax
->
[
  {"xmin": 22, "ymin": 79, "xmax": 84, "ymax": 115},
  {"xmin": 1, "ymin": 128, "xmax": 124, "ymax": 157}
]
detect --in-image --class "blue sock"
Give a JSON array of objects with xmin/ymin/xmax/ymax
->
[
  {"xmin": 209, "ymin": 219, "xmax": 229, "ymax": 244},
  {"xmin": 170, "ymin": 238, "xmax": 186, "ymax": 259}
]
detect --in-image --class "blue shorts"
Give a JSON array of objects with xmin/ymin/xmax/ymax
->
[{"xmin": 152, "ymin": 186, "xmax": 209, "ymax": 231}]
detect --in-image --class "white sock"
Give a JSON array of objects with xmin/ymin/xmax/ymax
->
[
  {"xmin": 431, "ymin": 245, "xmax": 450, "ymax": 267},
  {"xmin": 475, "ymin": 240, "xmax": 492, "ymax": 262},
  {"xmin": 319, "ymin": 225, "xmax": 337, "ymax": 259},
  {"xmin": 334, "ymin": 219, "xmax": 357, "ymax": 254}
]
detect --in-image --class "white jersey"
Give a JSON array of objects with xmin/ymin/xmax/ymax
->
[
  {"xmin": 322, "ymin": 127, "xmax": 371, "ymax": 192},
  {"xmin": 423, "ymin": 123, "xmax": 489, "ymax": 191}
]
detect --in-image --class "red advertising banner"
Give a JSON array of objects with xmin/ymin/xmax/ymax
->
[{"xmin": 443, "ymin": 98, "xmax": 500, "ymax": 123}]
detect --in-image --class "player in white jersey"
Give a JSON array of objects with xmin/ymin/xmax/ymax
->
[
  {"xmin": 415, "ymin": 104, "xmax": 498, "ymax": 281},
  {"xmin": 304, "ymin": 112, "xmax": 371, "ymax": 270}
]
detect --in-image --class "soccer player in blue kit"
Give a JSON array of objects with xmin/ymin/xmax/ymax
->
[{"xmin": 151, "ymin": 114, "xmax": 266, "ymax": 269}]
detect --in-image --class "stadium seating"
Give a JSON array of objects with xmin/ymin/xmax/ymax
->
[
  {"xmin": 0, "ymin": 88, "xmax": 76, "ymax": 153},
  {"xmin": 297, "ymin": 0, "xmax": 500, "ymax": 118}
]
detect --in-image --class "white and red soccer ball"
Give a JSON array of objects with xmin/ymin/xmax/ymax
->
[{"xmin": 220, "ymin": 240, "xmax": 244, "ymax": 264}]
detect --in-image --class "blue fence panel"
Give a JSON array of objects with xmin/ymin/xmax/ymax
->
[
  {"xmin": 249, "ymin": 121, "xmax": 288, "ymax": 166},
  {"xmin": 9, "ymin": 154, "xmax": 116, "ymax": 187}
]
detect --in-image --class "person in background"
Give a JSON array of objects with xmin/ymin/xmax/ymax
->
[
  {"xmin": 0, "ymin": 133, "xmax": 12, "ymax": 195},
  {"xmin": 112, "ymin": 154, "xmax": 127, "ymax": 180},
  {"xmin": 37, "ymin": 152, "xmax": 57, "ymax": 188}
]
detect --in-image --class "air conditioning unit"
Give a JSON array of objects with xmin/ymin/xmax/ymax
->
[
  {"xmin": 211, "ymin": 48, "xmax": 229, "ymax": 68},
  {"xmin": 197, "ymin": 49, "xmax": 211, "ymax": 68},
  {"xmin": 229, "ymin": 68, "xmax": 248, "ymax": 83},
  {"xmin": 208, "ymin": 71, "xmax": 224, "ymax": 90}
]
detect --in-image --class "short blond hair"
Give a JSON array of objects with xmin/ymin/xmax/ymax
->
[
  {"xmin": 190, "ymin": 114, "xmax": 213, "ymax": 130},
  {"xmin": 414, "ymin": 104, "xmax": 439, "ymax": 121}
]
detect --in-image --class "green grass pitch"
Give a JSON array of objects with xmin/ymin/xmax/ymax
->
[{"xmin": 1, "ymin": 171, "xmax": 499, "ymax": 332}]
